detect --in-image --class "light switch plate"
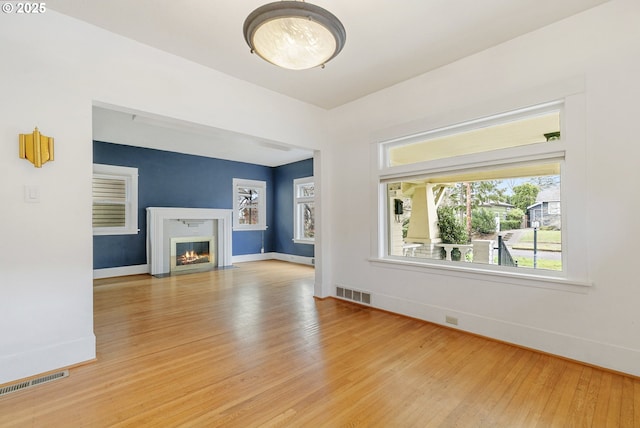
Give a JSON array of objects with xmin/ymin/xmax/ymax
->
[{"xmin": 24, "ymin": 185, "xmax": 40, "ymax": 203}]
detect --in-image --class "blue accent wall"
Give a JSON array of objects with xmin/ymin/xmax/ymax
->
[
  {"xmin": 93, "ymin": 141, "xmax": 312, "ymax": 269},
  {"xmin": 273, "ymin": 159, "xmax": 315, "ymax": 258}
]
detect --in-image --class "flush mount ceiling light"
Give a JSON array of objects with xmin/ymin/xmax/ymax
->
[{"xmin": 243, "ymin": 1, "xmax": 346, "ymax": 70}]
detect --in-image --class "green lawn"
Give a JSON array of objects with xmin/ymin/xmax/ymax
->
[
  {"xmin": 512, "ymin": 257, "xmax": 562, "ymax": 271},
  {"xmin": 519, "ymin": 230, "xmax": 561, "ymax": 243},
  {"xmin": 494, "ymin": 229, "xmax": 563, "ymax": 270},
  {"xmin": 491, "ymin": 255, "xmax": 562, "ymax": 271},
  {"xmin": 512, "ymin": 230, "xmax": 561, "ymax": 252}
]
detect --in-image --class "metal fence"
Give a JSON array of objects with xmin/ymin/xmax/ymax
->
[{"xmin": 497, "ymin": 235, "xmax": 518, "ymax": 267}]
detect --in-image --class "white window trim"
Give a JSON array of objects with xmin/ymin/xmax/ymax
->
[
  {"xmin": 233, "ymin": 178, "xmax": 267, "ymax": 231},
  {"xmin": 381, "ymin": 100, "xmax": 564, "ymax": 169},
  {"xmin": 373, "ymin": 94, "xmax": 591, "ymax": 289},
  {"xmin": 293, "ymin": 176, "xmax": 315, "ymax": 245},
  {"xmin": 93, "ymin": 163, "xmax": 139, "ymax": 236}
]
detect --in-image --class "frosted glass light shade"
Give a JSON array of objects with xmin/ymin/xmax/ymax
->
[
  {"xmin": 244, "ymin": 1, "xmax": 346, "ymax": 70},
  {"xmin": 253, "ymin": 16, "xmax": 336, "ymax": 70}
]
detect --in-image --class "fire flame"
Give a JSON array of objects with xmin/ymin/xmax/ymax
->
[
  {"xmin": 182, "ymin": 250, "xmax": 199, "ymax": 263},
  {"xmin": 176, "ymin": 248, "xmax": 209, "ymax": 266}
]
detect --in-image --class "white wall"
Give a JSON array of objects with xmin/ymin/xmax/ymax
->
[
  {"xmin": 0, "ymin": 12, "xmax": 328, "ymax": 384},
  {"xmin": 2, "ymin": 0, "xmax": 638, "ymax": 384},
  {"xmin": 327, "ymin": 0, "xmax": 640, "ymax": 376}
]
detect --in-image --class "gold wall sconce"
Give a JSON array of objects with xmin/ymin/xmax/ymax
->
[{"xmin": 19, "ymin": 127, "xmax": 54, "ymax": 168}]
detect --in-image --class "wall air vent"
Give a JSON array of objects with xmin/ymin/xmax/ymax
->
[
  {"xmin": 0, "ymin": 370, "xmax": 69, "ymax": 397},
  {"xmin": 336, "ymin": 286, "xmax": 371, "ymax": 306}
]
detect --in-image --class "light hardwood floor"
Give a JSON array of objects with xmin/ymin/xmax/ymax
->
[{"xmin": 1, "ymin": 260, "xmax": 638, "ymax": 427}]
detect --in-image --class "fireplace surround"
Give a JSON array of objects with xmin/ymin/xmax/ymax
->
[{"xmin": 147, "ymin": 207, "xmax": 233, "ymax": 275}]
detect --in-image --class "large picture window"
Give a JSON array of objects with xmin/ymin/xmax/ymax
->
[
  {"xmin": 293, "ymin": 177, "xmax": 315, "ymax": 244},
  {"xmin": 376, "ymin": 99, "xmax": 588, "ymax": 285},
  {"xmin": 233, "ymin": 178, "xmax": 267, "ymax": 231},
  {"xmin": 92, "ymin": 164, "xmax": 138, "ymax": 235},
  {"xmin": 386, "ymin": 163, "xmax": 561, "ymax": 271}
]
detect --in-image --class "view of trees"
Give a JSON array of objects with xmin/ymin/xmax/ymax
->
[
  {"xmin": 502, "ymin": 207, "xmax": 525, "ymax": 230},
  {"xmin": 393, "ymin": 173, "xmax": 561, "ymax": 270},
  {"xmin": 436, "ymin": 206, "xmax": 468, "ymax": 245},
  {"xmin": 470, "ymin": 208, "xmax": 496, "ymax": 234},
  {"xmin": 446, "ymin": 181, "xmax": 508, "ymax": 212},
  {"xmin": 436, "ymin": 205, "xmax": 469, "ymax": 260},
  {"xmin": 437, "ymin": 175, "xmax": 555, "ymax": 240},
  {"xmin": 510, "ymin": 183, "xmax": 540, "ymax": 212}
]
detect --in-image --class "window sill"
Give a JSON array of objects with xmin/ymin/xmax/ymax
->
[
  {"xmin": 93, "ymin": 228, "xmax": 139, "ymax": 236},
  {"xmin": 368, "ymin": 257, "xmax": 592, "ymax": 293},
  {"xmin": 293, "ymin": 239, "xmax": 315, "ymax": 245}
]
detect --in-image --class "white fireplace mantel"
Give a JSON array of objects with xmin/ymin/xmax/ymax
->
[{"xmin": 147, "ymin": 207, "xmax": 233, "ymax": 275}]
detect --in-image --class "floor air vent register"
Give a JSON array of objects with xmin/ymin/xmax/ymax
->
[
  {"xmin": 336, "ymin": 286, "xmax": 371, "ymax": 305},
  {"xmin": 0, "ymin": 370, "xmax": 69, "ymax": 397}
]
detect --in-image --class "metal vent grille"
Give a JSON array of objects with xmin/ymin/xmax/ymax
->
[
  {"xmin": 0, "ymin": 370, "xmax": 68, "ymax": 397},
  {"xmin": 362, "ymin": 293, "xmax": 371, "ymax": 305},
  {"xmin": 336, "ymin": 286, "xmax": 371, "ymax": 306}
]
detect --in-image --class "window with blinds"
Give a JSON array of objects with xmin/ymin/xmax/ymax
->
[
  {"xmin": 93, "ymin": 164, "xmax": 139, "ymax": 235},
  {"xmin": 93, "ymin": 176, "xmax": 126, "ymax": 227}
]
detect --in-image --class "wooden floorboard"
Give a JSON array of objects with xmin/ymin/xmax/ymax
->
[{"xmin": 0, "ymin": 260, "xmax": 638, "ymax": 427}]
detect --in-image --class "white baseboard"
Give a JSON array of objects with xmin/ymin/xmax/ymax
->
[
  {"xmin": 232, "ymin": 252, "xmax": 314, "ymax": 266},
  {"xmin": 93, "ymin": 254, "xmax": 314, "ymax": 279},
  {"xmin": 93, "ymin": 264, "xmax": 149, "ymax": 279},
  {"xmin": 0, "ymin": 335, "xmax": 96, "ymax": 385},
  {"xmin": 339, "ymin": 286, "xmax": 640, "ymax": 378},
  {"xmin": 270, "ymin": 253, "xmax": 315, "ymax": 266},
  {"xmin": 232, "ymin": 252, "xmax": 275, "ymax": 263}
]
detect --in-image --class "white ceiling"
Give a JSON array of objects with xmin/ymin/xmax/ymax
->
[
  {"xmin": 51, "ymin": 0, "xmax": 609, "ymax": 166},
  {"xmin": 92, "ymin": 105, "xmax": 314, "ymax": 167}
]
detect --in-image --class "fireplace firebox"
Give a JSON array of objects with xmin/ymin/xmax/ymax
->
[{"xmin": 170, "ymin": 236, "xmax": 216, "ymax": 272}]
